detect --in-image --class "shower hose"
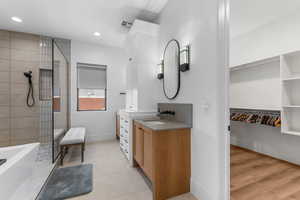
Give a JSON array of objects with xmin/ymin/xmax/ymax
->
[{"xmin": 26, "ymin": 78, "xmax": 35, "ymax": 107}]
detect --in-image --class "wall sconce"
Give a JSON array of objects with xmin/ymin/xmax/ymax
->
[
  {"xmin": 157, "ymin": 60, "xmax": 164, "ymax": 80},
  {"xmin": 180, "ymin": 45, "xmax": 190, "ymax": 72}
]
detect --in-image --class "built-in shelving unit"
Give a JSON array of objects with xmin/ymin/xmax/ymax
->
[
  {"xmin": 230, "ymin": 56, "xmax": 280, "ymax": 72},
  {"xmin": 230, "ymin": 107, "xmax": 281, "ymax": 111},
  {"xmin": 282, "ymin": 77, "xmax": 300, "ymax": 81},
  {"xmin": 230, "ymin": 50, "xmax": 300, "ymax": 136},
  {"xmin": 282, "ymin": 105, "xmax": 300, "ymax": 108},
  {"xmin": 281, "ymin": 51, "xmax": 300, "ymax": 136}
]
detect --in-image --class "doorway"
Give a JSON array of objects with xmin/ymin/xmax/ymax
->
[{"xmin": 230, "ymin": 0, "xmax": 300, "ymax": 199}]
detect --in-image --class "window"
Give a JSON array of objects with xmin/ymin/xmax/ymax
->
[{"xmin": 77, "ymin": 63, "xmax": 107, "ymax": 111}]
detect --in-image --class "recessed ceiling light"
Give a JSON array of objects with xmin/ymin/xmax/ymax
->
[
  {"xmin": 93, "ymin": 32, "xmax": 101, "ymax": 37},
  {"xmin": 11, "ymin": 16, "xmax": 23, "ymax": 23}
]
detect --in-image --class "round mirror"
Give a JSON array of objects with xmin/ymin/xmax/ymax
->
[{"xmin": 163, "ymin": 39, "xmax": 181, "ymax": 99}]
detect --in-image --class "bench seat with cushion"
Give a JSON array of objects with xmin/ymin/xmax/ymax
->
[
  {"xmin": 60, "ymin": 127, "xmax": 86, "ymax": 165},
  {"xmin": 54, "ymin": 129, "xmax": 65, "ymax": 141}
]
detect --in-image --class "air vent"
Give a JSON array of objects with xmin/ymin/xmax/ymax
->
[{"xmin": 121, "ymin": 20, "xmax": 133, "ymax": 28}]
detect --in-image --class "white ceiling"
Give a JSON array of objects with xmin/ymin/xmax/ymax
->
[
  {"xmin": 231, "ymin": 0, "xmax": 300, "ymax": 38},
  {"xmin": 0, "ymin": 0, "xmax": 168, "ymax": 47}
]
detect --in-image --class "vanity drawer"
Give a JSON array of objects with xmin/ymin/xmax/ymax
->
[
  {"xmin": 120, "ymin": 134, "xmax": 129, "ymax": 147},
  {"xmin": 120, "ymin": 123, "xmax": 129, "ymax": 135},
  {"xmin": 124, "ymin": 148, "xmax": 129, "ymax": 160},
  {"xmin": 120, "ymin": 141, "xmax": 129, "ymax": 160},
  {"xmin": 120, "ymin": 127, "xmax": 129, "ymax": 139},
  {"xmin": 120, "ymin": 116, "xmax": 129, "ymax": 123},
  {"xmin": 120, "ymin": 140, "xmax": 125, "ymax": 149},
  {"xmin": 123, "ymin": 127, "xmax": 129, "ymax": 137},
  {"xmin": 123, "ymin": 137, "xmax": 129, "ymax": 145},
  {"xmin": 120, "ymin": 128, "xmax": 124, "ymax": 138},
  {"xmin": 123, "ymin": 121, "xmax": 129, "ymax": 131}
]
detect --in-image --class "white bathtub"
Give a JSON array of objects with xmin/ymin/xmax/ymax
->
[{"xmin": 0, "ymin": 143, "xmax": 39, "ymax": 200}]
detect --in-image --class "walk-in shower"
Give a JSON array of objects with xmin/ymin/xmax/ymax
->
[{"xmin": 0, "ymin": 29, "xmax": 70, "ymax": 200}]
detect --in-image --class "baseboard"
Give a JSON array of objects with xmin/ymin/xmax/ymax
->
[{"xmin": 191, "ymin": 178, "xmax": 213, "ymax": 200}]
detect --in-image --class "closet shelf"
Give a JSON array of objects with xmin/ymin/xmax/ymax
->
[
  {"xmin": 230, "ymin": 56, "xmax": 280, "ymax": 71},
  {"xmin": 282, "ymin": 77, "xmax": 300, "ymax": 82},
  {"xmin": 282, "ymin": 130, "xmax": 300, "ymax": 136},
  {"xmin": 230, "ymin": 107, "xmax": 281, "ymax": 111},
  {"xmin": 282, "ymin": 105, "xmax": 300, "ymax": 108}
]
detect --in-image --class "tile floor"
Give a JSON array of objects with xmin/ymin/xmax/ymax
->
[{"xmin": 62, "ymin": 140, "xmax": 197, "ymax": 200}]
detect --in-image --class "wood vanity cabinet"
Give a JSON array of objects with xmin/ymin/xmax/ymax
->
[
  {"xmin": 135, "ymin": 125, "xmax": 144, "ymax": 166},
  {"xmin": 133, "ymin": 121, "xmax": 191, "ymax": 200},
  {"xmin": 143, "ymin": 128, "xmax": 153, "ymax": 180},
  {"xmin": 116, "ymin": 114, "xmax": 120, "ymax": 139}
]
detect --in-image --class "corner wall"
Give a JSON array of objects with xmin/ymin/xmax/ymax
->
[
  {"xmin": 0, "ymin": 30, "xmax": 40, "ymax": 146},
  {"xmin": 70, "ymin": 41, "xmax": 127, "ymax": 142},
  {"xmin": 152, "ymin": 0, "xmax": 229, "ymax": 199}
]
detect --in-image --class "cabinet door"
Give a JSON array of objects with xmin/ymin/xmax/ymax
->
[
  {"xmin": 143, "ymin": 129, "xmax": 153, "ymax": 181},
  {"xmin": 134, "ymin": 125, "xmax": 144, "ymax": 166},
  {"xmin": 116, "ymin": 115, "xmax": 120, "ymax": 138}
]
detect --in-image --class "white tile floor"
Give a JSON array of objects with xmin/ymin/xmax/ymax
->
[{"xmin": 62, "ymin": 140, "xmax": 197, "ymax": 200}]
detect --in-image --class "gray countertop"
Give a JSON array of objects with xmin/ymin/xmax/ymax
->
[{"xmin": 134, "ymin": 119, "xmax": 192, "ymax": 131}]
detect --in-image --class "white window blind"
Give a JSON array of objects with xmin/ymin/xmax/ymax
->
[{"xmin": 77, "ymin": 63, "xmax": 107, "ymax": 89}]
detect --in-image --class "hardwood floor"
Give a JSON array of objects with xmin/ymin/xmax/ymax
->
[{"xmin": 231, "ymin": 145, "xmax": 300, "ymax": 200}]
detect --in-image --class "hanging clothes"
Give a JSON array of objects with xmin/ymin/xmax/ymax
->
[{"xmin": 230, "ymin": 109, "xmax": 281, "ymax": 128}]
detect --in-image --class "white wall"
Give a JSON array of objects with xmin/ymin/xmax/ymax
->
[
  {"xmin": 146, "ymin": 1, "xmax": 229, "ymax": 200},
  {"xmin": 124, "ymin": 20, "xmax": 161, "ymax": 111},
  {"xmin": 231, "ymin": 121, "xmax": 300, "ymax": 165},
  {"xmin": 230, "ymin": 11, "xmax": 300, "ymax": 165},
  {"xmin": 231, "ymin": 11, "xmax": 300, "ymax": 67},
  {"xmin": 230, "ymin": 60, "xmax": 281, "ymax": 110},
  {"xmin": 71, "ymin": 41, "xmax": 127, "ymax": 141}
]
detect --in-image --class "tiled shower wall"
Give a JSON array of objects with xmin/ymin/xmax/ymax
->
[{"xmin": 0, "ymin": 30, "xmax": 50, "ymax": 147}]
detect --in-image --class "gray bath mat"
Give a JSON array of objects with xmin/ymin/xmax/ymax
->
[{"xmin": 38, "ymin": 164, "xmax": 93, "ymax": 200}]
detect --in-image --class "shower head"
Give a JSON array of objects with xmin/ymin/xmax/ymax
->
[
  {"xmin": 121, "ymin": 20, "xmax": 133, "ymax": 28},
  {"xmin": 24, "ymin": 71, "xmax": 32, "ymax": 79}
]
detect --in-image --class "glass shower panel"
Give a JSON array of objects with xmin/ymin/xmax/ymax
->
[
  {"xmin": 38, "ymin": 36, "xmax": 53, "ymax": 163},
  {"xmin": 53, "ymin": 41, "xmax": 68, "ymax": 161}
]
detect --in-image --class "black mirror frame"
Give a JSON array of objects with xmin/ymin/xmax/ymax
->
[{"xmin": 162, "ymin": 39, "xmax": 181, "ymax": 100}]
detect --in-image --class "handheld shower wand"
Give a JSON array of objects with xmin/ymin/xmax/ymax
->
[{"xmin": 23, "ymin": 71, "xmax": 35, "ymax": 107}]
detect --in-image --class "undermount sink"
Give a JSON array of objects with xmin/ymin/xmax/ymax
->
[{"xmin": 144, "ymin": 121, "xmax": 166, "ymax": 125}]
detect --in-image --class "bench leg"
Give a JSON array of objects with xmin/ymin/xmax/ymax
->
[
  {"xmin": 81, "ymin": 143, "xmax": 84, "ymax": 163},
  {"xmin": 60, "ymin": 146, "xmax": 64, "ymax": 166}
]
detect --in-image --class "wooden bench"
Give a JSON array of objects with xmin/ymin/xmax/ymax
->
[{"xmin": 60, "ymin": 127, "xmax": 86, "ymax": 165}]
